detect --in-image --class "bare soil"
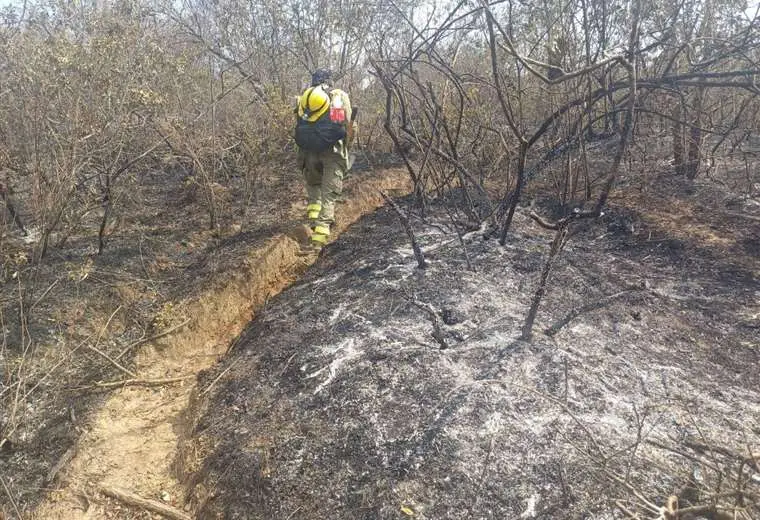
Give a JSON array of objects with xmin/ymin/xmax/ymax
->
[{"xmin": 1, "ymin": 159, "xmax": 305, "ymax": 518}]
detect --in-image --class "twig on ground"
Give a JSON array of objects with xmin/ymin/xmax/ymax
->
[
  {"xmin": 115, "ymin": 318, "xmax": 191, "ymax": 361},
  {"xmin": 614, "ymin": 499, "xmax": 639, "ymax": 518},
  {"xmin": 100, "ymin": 486, "xmax": 192, "ymax": 520},
  {"xmin": 746, "ymin": 444, "xmax": 760, "ymax": 474},
  {"xmin": 8, "ymin": 274, "xmax": 33, "ymax": 452},
  {"xmin": 625, "ymin": 433, "xmax": 759, "ymax": 520},
  {"xmin": 114, "ymin": 318, "xmax": 192, "ymax": 361},
  {"xmin": 86, "ymin": 342, "xmax": 137, "ymax": 378},
  {"xmin": 604, "ymin": 468, "xmax": 663, "ymax": 515},
  {"xmin": 721, "ymin": 210, "xmax": 760, "ymax": 223},
  {"xmin": 29, "ymin": 277, "xmax": 61, "ymax": 312},
  {"xmin": 665, "ymin": 502, "xmax": 743, "ymax": 519},
  {"xmin": 544, "ymin": 287, "xmax": 645, "ymax": 336},
  {"xmin": 3, "ymin": 334, "xmax": 94, "ymax": 409},
  {"xmin": 645, "ymin": 438, "xmax": 723, "ymax": 472},
  {"xmin": 407, "ymin": 297, "xmax": 448, "ymax": 349},
  {"xmin": 95, "ymin": 306, "xmax": 123, "ymax": 347},
  {"xmin": 469, "ymin": 435, "xmax": 496, "ymax": 517},
  {"xmin": 562, "ymin": 357, "xmax": 569, "ymax": 403},
  {"xmin": 521, "ymin": 223, "xmax": 570, "ymax": 341},
  {"xmin": 75, "ymin": 375, "xmax": 194, "ymax": 391},
  {"xmin": 0, "ymin": 474, "xmax": 22, "ymax": 520},
  {"xmin": 513, "ymin": 382, "xmax": 606, "ymax": 458},
  {"xmin": 684, "ymin": 438, "xmax": 760, "ymax": 469},
  {"xmin": 82, "ymin": 305, "xmax": 136, "ymax": 377},
  {"xmin": 200, "ymin": 360, "xmax": 237, "ymax": 396},
  {"xmin": 45, "ymin": 445, "xmax": 77, "ymax": 484},
  {"xmin": 138, "ymin": 233, "xmax": 155, "ymax": 286}
]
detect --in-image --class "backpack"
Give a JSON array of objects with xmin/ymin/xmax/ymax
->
[{"xmin": 294, "ymin": 87, "xmax": 347, "ymax": 153}]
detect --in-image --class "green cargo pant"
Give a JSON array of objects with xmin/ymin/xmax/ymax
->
[{"xmin": 299, "ymin": 147, "xmax": 347, "ymax": 246}]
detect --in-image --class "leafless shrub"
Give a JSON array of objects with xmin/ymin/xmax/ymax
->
[
  {"xmin": 614, "ymin": 436, "xmax": 760, "ymax": 520},
  {"xmin": 369, "ymin": 0, "xmax": 759, "ymax": 339}
]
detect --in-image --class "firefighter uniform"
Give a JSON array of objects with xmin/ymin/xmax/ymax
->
[{"xmin": 295, "ymin": 70, "xmax": 353, "ymax": 251}]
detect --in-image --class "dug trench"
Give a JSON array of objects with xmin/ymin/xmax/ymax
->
[{"xmin": 32, "ymin": 167, "xmax": 411, "ymax": 519}]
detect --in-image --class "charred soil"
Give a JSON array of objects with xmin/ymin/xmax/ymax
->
[{"xmin": 183, "ymin": 168, "xmax": 759, "ymax": 519}]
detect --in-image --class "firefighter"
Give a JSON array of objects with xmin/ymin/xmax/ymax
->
[{"xmin": 294, "ymin": 69, "xmax": 354, "ymax": 253}]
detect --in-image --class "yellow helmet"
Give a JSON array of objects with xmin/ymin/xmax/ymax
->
[{"xmin": 297, "ymin": 86, "xmax": 330, "ymax": 122}]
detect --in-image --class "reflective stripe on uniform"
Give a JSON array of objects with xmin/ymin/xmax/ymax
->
[
  {"xmin": 313, "ymin": 225, "xmax": 330, "ymax": 236},
  {"xmin": 311, "ymin": 232, "xmax": 328, "ymax": 244},
  {"xmin": 307, "ymin": 203, "xmax": 322, "ymax": 220}
]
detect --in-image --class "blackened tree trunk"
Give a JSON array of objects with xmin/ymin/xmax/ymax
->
[
  {"xmin": 672, "ymin": 99, "xmax": 687, "ymax": 176},
  {"xmin": 685, "ymin": 87, "xmax": 705, "ymax": 179}
]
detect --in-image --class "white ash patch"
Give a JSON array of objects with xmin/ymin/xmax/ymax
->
[{"xmin": 190, "ymin": 199, "xmax": 760, "ymax": 519}]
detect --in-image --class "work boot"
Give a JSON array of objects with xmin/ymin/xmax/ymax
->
[{"xmin": 311, "ymin": 224, "xmax": 329, "ymax": 247}]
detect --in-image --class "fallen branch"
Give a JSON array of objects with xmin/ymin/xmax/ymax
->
[
  {"xmin": 684, "ymin": 438, "xmax": 760, "ymax": 468},
  {"xmin": 545, "ymin": 287, "xmax": 645, "ymax": 336},
  {"xmin": 614, "ymin": 499, "xmax": 639, "ymax": 519},
  {"xmin": 604, "ymin": 468, "xmax": 662, "ymax": 515},
  {"xmin": 45, "ymin": 445, "xmax": 77, "ymax": 484},
  {"xmin": 115, "ymin": 318, "xmax": 191, "ymax": 360},
  {"xmin": 76, "ymin": 375, "xmax": 194, "ymax": 391},
  {"xmin": 521, "ymin": 224, "xmax": 570, "ymax": 341},
  {"xmin": 513, "ymin": 382, "xmax": 606, "ymax": 459},
  {"xmin": 667, "ymin": 502, "xmax": 745, "ymax": 519},
  {"xmin": 100, "ymin": 486, "xmax": 192, "ymax": 520},
  {"xmin": 29, "ymin": 278, "xmax": 62, "ymax": 312},
  {"xmin": 0, "ymin": 474, "xmax": 22, "ymax": 520},
  {"xmin": 645, "ymin": 439, "xmax": 722, "ymax": 473},
  {"xmin": 200, "ymin": 360, "xmax": 237, "ymax": 396},
  {"xmin": 79, "ymin": 306, "xmax": 136, "ymax": 377},
  {"xmin": 86, "ymin": 343, "xmax": 136, "ymax": 378},
  {"xmin": 719, "ymin": 210, "xmax": 760, "ymax": 223},
  {"xmin": 408, "ymin": 298, "xmax": 448, "ymax": 349},
  {"xmin": 623, "ymin": 436, "xmax": 760, "ymax": 519}
]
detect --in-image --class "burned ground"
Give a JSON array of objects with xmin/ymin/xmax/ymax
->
[
  {"xmin": 1, "ymin": 159, "xmax": 414, "ymax": 519},
  {"xmin": 2, "ymin": 144, "xmax": 758, "ymax": 519},
  {"xmin": 183, "ymin": 171, "xmax": 760, "ymax": 519},
  {"xmin": 1, "ymin": 160, "xmax": 304, "ymax": 514}
]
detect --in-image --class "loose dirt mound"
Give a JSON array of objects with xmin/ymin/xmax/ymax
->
[{"xmin": 183, "ymin": 182, "xmax": 759, "ymax": 518}]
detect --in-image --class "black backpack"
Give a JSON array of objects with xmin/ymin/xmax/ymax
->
[{"xmin": 294, "ymin": 98, "xmax": 347, "ymax": 153}]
